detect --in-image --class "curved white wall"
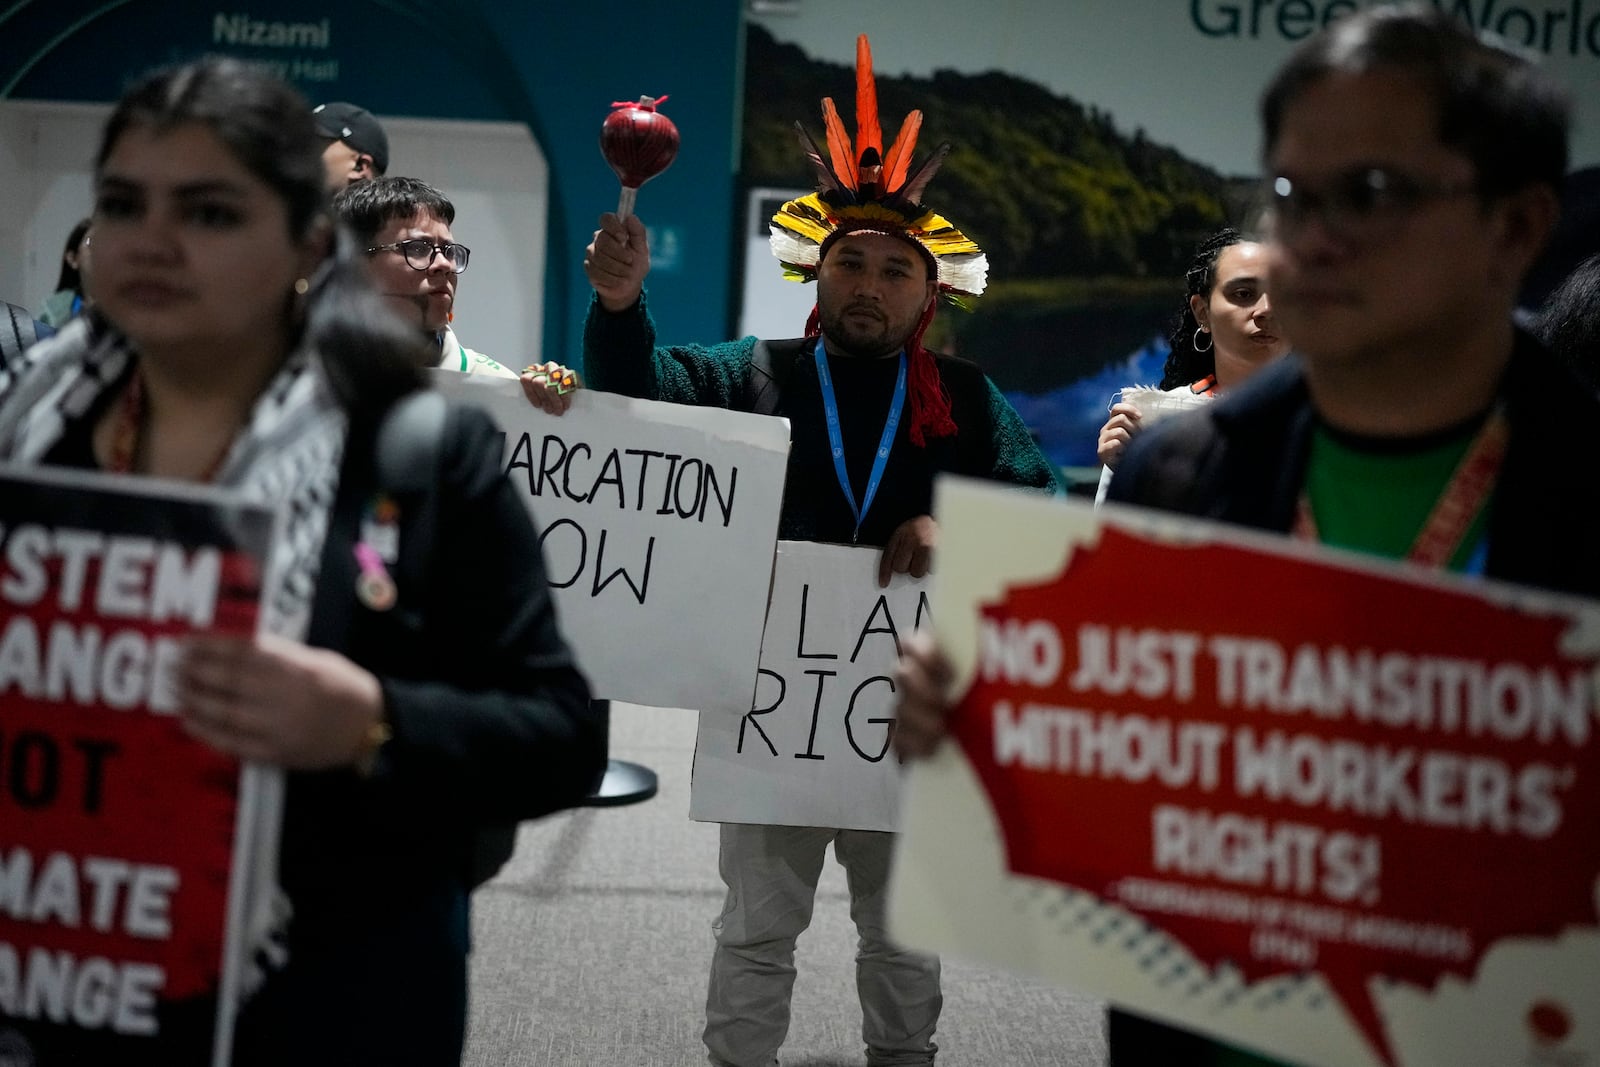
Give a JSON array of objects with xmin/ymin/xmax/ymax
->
[{"xmin": 0, "ymin": 101, "xmax": 548, "ymax": 367}]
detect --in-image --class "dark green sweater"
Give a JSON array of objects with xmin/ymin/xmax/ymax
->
[{"xmin": 583, "ymin": 292, "xmax": 1060, "ymax": 546}]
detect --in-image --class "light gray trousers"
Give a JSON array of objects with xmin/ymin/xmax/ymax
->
[{"xmin": 704, "ymin": 823, "xmax": 941, "ymax": 1067}]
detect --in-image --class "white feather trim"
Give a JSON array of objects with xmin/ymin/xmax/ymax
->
[
  {"xmin": 937, "ymin": 252, "xmax": 989, "ymax": 296},
  {"xmin": 769, "ymin": 227, "xmax": 821, "ymax": 269}
]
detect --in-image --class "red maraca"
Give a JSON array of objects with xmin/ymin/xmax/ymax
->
[{"xmin": 600, "ymin": 95, "xmax": 680, "ymax": 219}]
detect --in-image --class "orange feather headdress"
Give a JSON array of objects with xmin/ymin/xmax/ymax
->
[
  {"xmin": 769, "ymin": 35, "xmax": 989, "ymax": 306},
  {"xmin": 770, "ymin": 35, "xmax": 985, "ymax": 446}
]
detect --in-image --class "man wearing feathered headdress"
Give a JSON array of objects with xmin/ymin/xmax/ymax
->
[{"xmin": 579, "ymin": 35, "xmax": 1059, "ymax": 1067}]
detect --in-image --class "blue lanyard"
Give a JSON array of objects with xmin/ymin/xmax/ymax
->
[{"xmin": 814, "ymin": 337, "xmax": 906, "ymax": 543}]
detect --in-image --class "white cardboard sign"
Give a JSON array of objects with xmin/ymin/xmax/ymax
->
[
  {"xmin": 888, "ymin": 475, "xmax": 1600, "ymax": 1067},
  {"xmin": 690, "ymin": 540, "xmax": 931, "ymax": 831},
  {"xmin": 435, "ymin": 374, "xmax": 789, "ymax": 714}
]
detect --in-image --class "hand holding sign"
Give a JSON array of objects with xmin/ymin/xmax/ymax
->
[
  {"xmin": 879, "ymin": 514, "xmax": 938, "ymax": 588},
  {"xmin": 891, "ymin": 631, "xmax": 957, "ymax": 759},
  {"xmin": 520, "ymin": 360, "xmax": 581, "ymax": 412},
  {"xmin": 179, "ymin": 633, "xmax": 386, "ymax": 770}
]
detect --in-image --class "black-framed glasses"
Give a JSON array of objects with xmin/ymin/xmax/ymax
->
[
  {"xmin": 366, "ymin": 238, "xmax": 471, "ymax": 273},
  {"xmin": 1264, "ymin": 167, "xmax": 1477, "ymax": 243}
]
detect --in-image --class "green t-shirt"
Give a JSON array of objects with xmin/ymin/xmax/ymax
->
[{"xmin": 1303, "ymin": 419, "xmax": 1492, "ymax": 572}]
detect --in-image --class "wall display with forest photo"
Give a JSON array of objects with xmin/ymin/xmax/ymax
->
[{"xmin": 738, "ymin": 3, "xmax": 1600, "ymax": 486}]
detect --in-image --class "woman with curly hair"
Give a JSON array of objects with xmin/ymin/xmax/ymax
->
[{"xmin": 1094, "ymin": 228, "xmax": 1290, "ymax": 499}]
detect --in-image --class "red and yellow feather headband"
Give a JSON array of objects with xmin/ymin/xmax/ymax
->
[{"xmin": 769, "ymin": 35, "xmax": 989, "ymax": 305}]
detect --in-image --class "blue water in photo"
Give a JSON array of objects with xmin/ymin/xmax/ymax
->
[{"xmin": 1005, "ymin": 335, "xmax": 1169, "ymax": 471}]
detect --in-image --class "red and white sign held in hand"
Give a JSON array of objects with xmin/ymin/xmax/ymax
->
[{"xmin": 600, "ymin": 94, "xmax": 680, "ymax": 219}]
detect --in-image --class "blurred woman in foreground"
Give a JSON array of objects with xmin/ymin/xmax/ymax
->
[{"xmin": 0, "ymin": 57, "xmax": 600, "ymax": 1064}]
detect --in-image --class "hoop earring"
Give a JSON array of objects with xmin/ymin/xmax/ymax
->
[{"xmin": 1193, "ymin": 327, "xmax": 1213, "ymax": 353}]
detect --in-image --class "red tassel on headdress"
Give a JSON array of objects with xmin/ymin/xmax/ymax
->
[
  {"xmin": 801, "ymin": 301, "xmax": 957, "ymax": 448},
  {"xmin": 804, "ymin": 305, "xmax": 823, "ymax": 340},
  {"xmin": 904, "ymin": 301, "xmax": 956, "ymax": 446}
]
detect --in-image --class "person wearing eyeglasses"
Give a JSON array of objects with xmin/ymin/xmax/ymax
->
[
  {"xmin": 0, "ymin": 57, "xmax": 600, "ymax": 1065},
  {"xmin": 1104, "ymin": 4, "xmax": 1595, "ymax": 600},
  {"xmin": 335, "ymin": 175, "xmax": 578, "ymax": 414},
  {"xmin": 895, "ymin": 6, "xmax": 1598, "ymax": 1066}
]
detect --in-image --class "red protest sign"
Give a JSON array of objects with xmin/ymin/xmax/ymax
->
[
  {"xmin": 890, "ymin": 479, "xmax": 1600, "ymax": 1067},
  {"xmin": 0, "ymin": 467, "xmax": 273, "ymax": 1065}
]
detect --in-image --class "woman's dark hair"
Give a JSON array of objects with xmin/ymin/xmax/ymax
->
[
  {"xmin": 1262, "ymin": 4, "xmax": 1570, "ymax": 200},
  {"xmin": 95, "ymin": 56, "xmax": 426, "ymax": 419},
  {"xmin": 54, "ymin": 218, "xmax": 91, "ymax": 293},
  {"xmin": 1532, "ymin": 252, "xmax": 1600, "ymax": 393},
  {"xmin": 1160, "ymin": 228, "xmax": 1243, "ymax": 390},
  {"xmin": 97, "ymin": 56, "xmax": 328, "ymax": 239}
]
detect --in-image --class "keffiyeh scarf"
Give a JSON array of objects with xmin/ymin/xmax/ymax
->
[{"xmin": 0, "ymin": 315, "xmax": 350, "ymax": 999}]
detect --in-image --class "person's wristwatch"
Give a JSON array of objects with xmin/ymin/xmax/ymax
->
[{"xmin": 354, "ymin": 708, "xmax": 392, "ymax": 778}]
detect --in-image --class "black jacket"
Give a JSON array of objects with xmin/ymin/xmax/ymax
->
[
  {"xmin": 1109, "ymin": 333, "xmax": 1600, "ymax": 599},
  {"xmin": 235, "ymin": 400, "xmax": 602, "ymax": 1066}
]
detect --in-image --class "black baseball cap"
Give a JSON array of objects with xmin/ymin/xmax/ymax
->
[{"xmin": 312, "ymin": 102, "xmax": 389, "ymax": 175}]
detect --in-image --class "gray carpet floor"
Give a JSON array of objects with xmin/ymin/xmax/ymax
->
[{"xmin": 463, "ymin": 703, "xmax": 1108, "ymax": 1067}]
